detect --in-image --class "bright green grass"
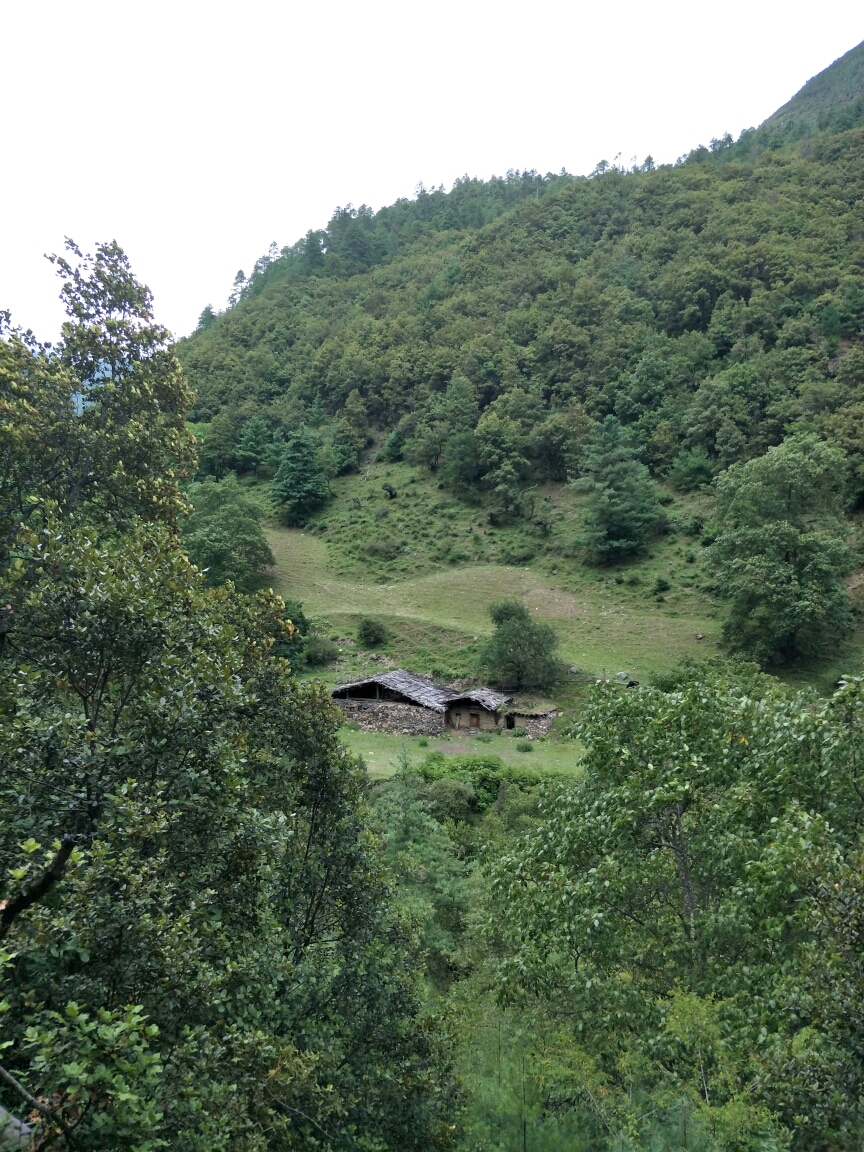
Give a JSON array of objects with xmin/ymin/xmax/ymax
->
[
  {"xmin": 267, "ymin": 526, "xmax": 722, "ymax": 680},
  {"xmin": 339, "ymin": 726, "xmax": 585, "ymax": 780}
]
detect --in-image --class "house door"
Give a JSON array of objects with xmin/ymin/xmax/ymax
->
[{"xmin": 470, "ymin": 714, "xmax": 480, "ymax": 728}]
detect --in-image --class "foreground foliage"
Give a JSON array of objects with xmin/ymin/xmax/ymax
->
[
  {"xmin": 489, "ymin": 666, "xmax": 864, "ymax": 1149},
  {"xmin": 0, "ymin": 247, "xmax": 456, "ymax": 1149}
]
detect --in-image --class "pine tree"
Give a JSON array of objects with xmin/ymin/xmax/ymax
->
[
  {"xmin": 271, "ymin": 427, "xmax": 327, "ymax": 523},
  {"xmin": 573, "ymin": 415, "xmax": 661, "ymax": 563},
  {"xmin": 234, "ymin": 414, "xmax": 271, "ymax": 472}
]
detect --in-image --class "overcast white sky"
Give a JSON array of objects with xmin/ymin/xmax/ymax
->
[{"xmin": 2, "ymin": 0, "xmax": 862, "ymax": 342}]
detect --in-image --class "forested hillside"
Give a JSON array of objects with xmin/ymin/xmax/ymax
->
[{"xmin": 181, "ymin": 67, "xmax": 864, "ymax": 506}]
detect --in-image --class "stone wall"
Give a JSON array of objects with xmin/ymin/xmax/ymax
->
[
  {"xmin": 511, "ymin": 711, "xmax": 558, "ymax": 738},
  {"xmin": 334, "ymin": 699, "xmax": 559, "ymax": 738},
  {"xmin": 335, "ymin": 699, "xmax": 446, "ymax": 736}
]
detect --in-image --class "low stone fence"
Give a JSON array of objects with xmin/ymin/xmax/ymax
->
[{"xmin": 335, "ymin": 699, "xmax": 446, "ymax": 736}]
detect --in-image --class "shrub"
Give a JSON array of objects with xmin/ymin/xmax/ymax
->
[
  {"xmin": 366, "ymin": 539, "xmax": 400, "ymax": 560},
  {"xmin": 502, "ymin": 543, "xmax": 535, "ymax": 565},
  {"xmin": 416, "ymin": 752, "xmax": 541, "ymax": 809},
  {"xmin": 653, "ymin": 576, "xmax": 671, "ymax": 594},
  {"xmin": 305, "ymin": 636, "xmax": 339, "ymax": 666},
  {"xmin": 417, "ymin": 737, "xmax": 429, "ymax": 747},
  {"xmin": 474, "ymin": 733, "xmax": 493, "ymax": 743},
  {"xmin": 426, "ymin": 778, "xmax": 477, "ymax": 823},
  {"xmin": 357, "ymin": 617, "xmax": 388, "ymax": 647},
  {"xmin": 515, "ymin": 739, "xmax": 533, "ymax": 752}
]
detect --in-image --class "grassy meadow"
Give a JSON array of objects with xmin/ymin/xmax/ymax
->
[
  {"xmin": 339, "ymin": 724, "xmax": 585, "ymax": 781},
  {"xmin": 249, "ymin": 447, "xmax": 864, "ymax": 701}
]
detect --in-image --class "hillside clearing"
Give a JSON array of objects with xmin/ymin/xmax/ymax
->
[{"xmin": 266, "ymin": 524, "xmax": 722, "ymax": 679}]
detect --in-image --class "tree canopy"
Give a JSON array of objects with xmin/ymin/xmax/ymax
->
[
  {"xmin": 0, "ymin": 245, "xmax": 456, "ymax": 1150},
  {"xmin": 477, "ymin": 600, "xmax": 564, "ymax": 690},
  {"xmin": 708, "ymin": 434, "xmax": 854, "ymax": 663}
]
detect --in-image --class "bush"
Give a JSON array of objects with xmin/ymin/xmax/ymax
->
[
  {"xmin": 357, "ymin": 617, "xmax": 388, "ymax": 647},
  {"xmin": 426, "ymin": 778, "xmax": 477, "ymax": 823},
  {"xmin": 515, "ymin": 740, "xmax": 533, "ymax": 752},
  {"xmin": 653, "ymin": 576, "xmax": 671, "ymax": 594},
  {"xmin": 305, "ymin": 636, "xmax": 339, "ymax": 666},
  {"xmin": 502, "ymin": 543, "xmax": 535, "ymax": 564},
  {"xmin": 366, "ymin": 539, "xmax": 400, "ymax": 560},
  {"xmin": 416, "ymin": 752, "xmax": 542, "ymax": 809}
]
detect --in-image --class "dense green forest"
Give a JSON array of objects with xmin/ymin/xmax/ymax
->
[{"xmin": 5, "ymin": 37, "xmax": 864, "ymax": 1152}]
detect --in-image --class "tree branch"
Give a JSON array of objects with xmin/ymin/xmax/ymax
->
[
  {"xmin": 0, "ymin": 1063, "xmax": 51, "ymax": 1116},
  {"xmin": 0, "ymin": 835, "xmax": 80, "ymax": 940}
]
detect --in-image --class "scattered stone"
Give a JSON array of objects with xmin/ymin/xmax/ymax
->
[
  {"xmin": 695, "ymin": 633, "xmax": 704, "ymax": 640},
  {"xmin": 334, "ymin": 699, "xmax": 445, "ymax": 736},
  {"xmin": 615, "ymin": 671, "xmax": 629, "ymax": 682}
]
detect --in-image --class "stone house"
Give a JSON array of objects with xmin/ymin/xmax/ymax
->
[{"xmin": 331, "ymin": 670, "xmax": 510, "ymax": 733}]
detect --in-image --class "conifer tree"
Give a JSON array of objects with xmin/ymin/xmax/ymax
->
[
  {"xmin": 572, "ymin": 416, "xmax": 661, "ymax": 563},
  {"xmin": 271, "ymin": 427, "xmax": 328, "ymax": 522},
  {"xmin": 234, "ymin": 414, "xmax": 272, "ymax": 472}
]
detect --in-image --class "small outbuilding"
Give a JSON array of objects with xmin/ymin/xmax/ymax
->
[{"xmin": 445, "ymin": 688, "xmax": 510, "ymax": 732}]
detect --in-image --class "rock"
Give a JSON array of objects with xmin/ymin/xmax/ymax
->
[
  {"xmin": 695, "ymin": 633, "xmax": 704, "ymax": 640},
  {"xmin": 615, "ymin": 671, "xmax": 629, "ymax": 682}
]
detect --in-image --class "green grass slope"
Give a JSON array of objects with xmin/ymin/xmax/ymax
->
[
  {"xmin": 258, "ymin": 447, "xmax": 864, "ymax": 693},
  {"xmin": 262, "ymin": 449, "xmax": 723, "ymax": 682}
]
